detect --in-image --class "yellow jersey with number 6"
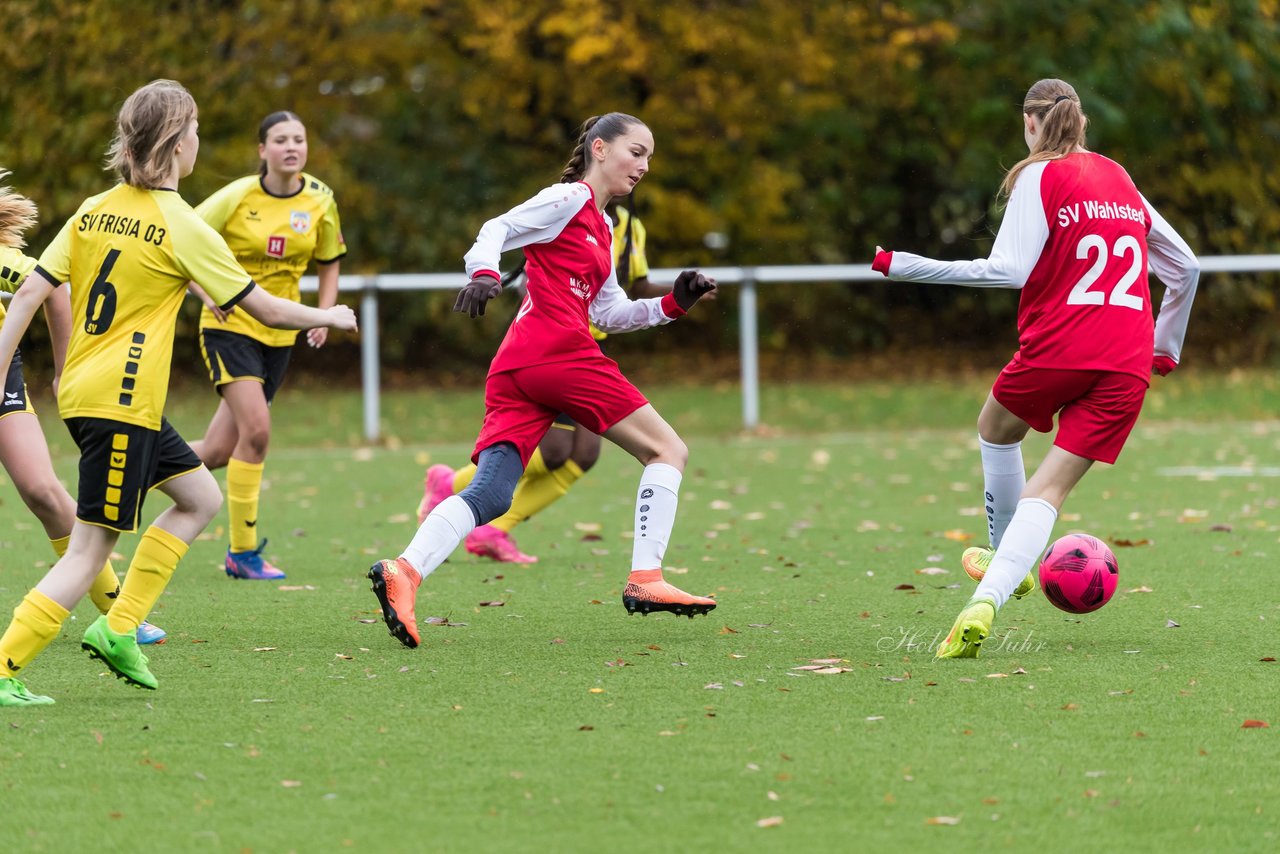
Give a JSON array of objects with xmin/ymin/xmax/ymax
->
[
  {"xmin": 196, "ymin": 174, "xmax": 345, "ymax": 347},
  {"xmin": 36, "ymin": 185, "xmax": 254, "ymax": 430}
]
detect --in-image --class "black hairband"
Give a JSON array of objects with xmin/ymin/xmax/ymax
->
[{"xmin": 1055, "ymin": 95, "xmax": 1071, "ymax": 104}]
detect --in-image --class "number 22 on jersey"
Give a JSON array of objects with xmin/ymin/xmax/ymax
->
[{"xmin": 1067, "ymin": 234, "xmax": 1145, "ymax": 311}]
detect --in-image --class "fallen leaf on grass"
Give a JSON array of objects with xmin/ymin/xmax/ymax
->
[
  {"xmin": 894, "ymin": 584, "xmax": 916, "ymax": 591},
  {"xmin": 93, "ymin": 730, "xmax": 103, "ymax": 745},
  {"xmin": 1259, "ymin": 657, "xmax": 1275, "ymax": 663},
  {"xmin": 942, "ymin": 530, "xmax": 974, "ymax": 543},
  {"xmin": 278, "ymin": 585, "xmax": 317, "ymax": 592},
  {"xmin": 1166, "ymin": 620, "xmax": 1181, "ymax": 628},
  {"xmin": 926, "ymin": 816, "xmax": 961, "ymax": 826},
  {"xmin": 1126, "ymin": 586, "xmax": 1154, "ymax": 593},
  {"xmin": 986, "ymin": 673, "xmax": 1008, "ymax": 679},
  {"xmin": 354, "ymin": 618, "xmax": 377, "ymax": 624},
  {"xmin": 808, "ymin": 658, "xmax": 846, "ymax": 665},
  {"xmin": 424, "ymin": 616, "xmax": 467, "ymax": 627},
  {"xmin": 385, "ymin": 513, "xmax": 411, "ymax": 524},
  {"xmin": 719, "ymin": 626, "xmax": 740, "ymax": 635},
  {"xmin": 916, "ymin": 567, "xmax": 949, "ymax": 576},
  {"xmin": 281, "ymin": 780, "xmax": 302, "ymax": 788},
  {"xmin": 1209, "ymin": 524, "xmax": 1233, "ymax": 533},
  {"xmin": 865, "ymin": 715, "xmax": 885, "ymax": 721},
  {"xmin": 588, "ymin": 688, "xmax": 604, "ymax": 694},
  {"xmin": 1112, "ymin": 538, "xmax": 1152, "ymax": 548},
  {"xmin": 574, "ymin": 522, "xmax": 603, "ymax": 533},
  {"xmin": 756, "ymin": 816, "xmax": 784, "ymax": 828},
  {"xmin": 334, "ymin": 653, "xmax": 353, "ymax": 660},
  {"xmin": 253, "ymin": 647, "xmax": 277, "ymax": 652},
  {"xmin": 1062, "ymin": 703, "xmax": 1080, "ymax": 711},
  {"xmin": 811, "ymin": 667, "xmax": 852, "ymax": 675},
  {"xmin": 478, "ymin": 601, "xmax": 505, "ymax": 607},
  {"xmin": 1242, "ymin": 720, "xmax": 1270, "ymax": 729},
  {"xmin": 578, "ymin": 725, "xmax": 594, "ymax": 731},
  {"xmin": 705, "ymin": 683, "xmax": 724, "ymax": 690}
]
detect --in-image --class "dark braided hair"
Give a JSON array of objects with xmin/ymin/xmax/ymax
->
[
  {"xmin": 560, "ymin": 112, "xmax": 644, "ymax": 183},
  {"xmin": 258, "ymin": 111, "xmax": 303, "ymax": 177}
]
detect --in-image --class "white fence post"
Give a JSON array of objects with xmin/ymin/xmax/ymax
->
[
  {"xmin": 360, "ymin": 275, "xmax": 381, "ymax": 442},
  {"xmin": 739, "ymin": 270, "xmax": 760, "ymax": 430}
]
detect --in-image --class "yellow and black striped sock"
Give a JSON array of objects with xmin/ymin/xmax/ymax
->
[
  {"xmin": 51, "ymin": 535, "xmax": 120, "ymax": 615},
  {"xmin": 0, "ymin": 589, "xmax": 69, "ymax": 678},
  {"xmin": 107, "ymin": 526, "xmax": 187, "ymax": 634},
  {"xmin": 227, "ymin": 458, "xmax": 265, "ymax": 553}
]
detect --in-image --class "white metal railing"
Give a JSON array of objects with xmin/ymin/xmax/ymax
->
[
  {"xmin": 6, "ymin": 257, "xmax": 1273, "ymax": 441},
  {"xmin": 299, "ymin": 255, "xmax": 1280, "ymax": 441}
]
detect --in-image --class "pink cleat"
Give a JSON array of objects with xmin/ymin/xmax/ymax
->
[
  {"xmin": 465, "ymin": 525, "xmax": 538, "ymax": 564},
  {"xmin": 417, "ymin": 464, "xmax": 456, "ymax": 525}
]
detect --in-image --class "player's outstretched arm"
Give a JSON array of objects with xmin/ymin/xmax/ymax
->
[
  {"xmin": 0, "ymin": 268, "xmax": 57, "ymax": 382},
  {"xmin": 237, "ymin": 286, "xmax": 358, "ymax": 333},
  {"xmin": 40, "ymin": 278, "xmax": 71, "ymax": 395}
]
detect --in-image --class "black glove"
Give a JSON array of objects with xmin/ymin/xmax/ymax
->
[
  {"xmin": 454, "ymin": 275, "xmax": 502, "ymax": 318},
  {"xmin": 672, "ymin": 270, "xmax": 717, "ymax": 311}
]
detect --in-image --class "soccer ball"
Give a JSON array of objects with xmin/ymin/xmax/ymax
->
[{"xmin": 1038, "ymin": 533, "xmax": 1118, "ymax": 614}]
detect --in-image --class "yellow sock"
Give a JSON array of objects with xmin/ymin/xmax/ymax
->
[
  {"xmin": 227, "ymin": 457, "xmax": 265, "ymax": 553},
  {"xmin": 107, "ymin": 526, "xmax": 187, "ymax": 634},
  {"xmin": 452, "ymin": 463, "xmax": 477, "ymax": 494},
  {"xmin": 51, "ymin": 535, "xmax": 120, "ymax": 615},
  {"xmin": 491, "ymin": 453, "xmax": 580, "ymax": 533},
  {"xmin": 0, "ymin": 589, "xmax": 69, "ymax": 678}
]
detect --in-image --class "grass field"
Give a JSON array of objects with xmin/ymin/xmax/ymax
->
[{"xmin": 3, "ymin": 374, "xmax": 1279, "ymax": 852}]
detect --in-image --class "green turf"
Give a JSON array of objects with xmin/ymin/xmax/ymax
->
[{"xmin": 2, "ymin": 376, "xmax": 1279, "ymax": 852}]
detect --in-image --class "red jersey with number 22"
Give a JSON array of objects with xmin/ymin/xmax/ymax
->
[{"xmin": 1016, "ymin": 153, "xmax": 1151, "ymax": 377}]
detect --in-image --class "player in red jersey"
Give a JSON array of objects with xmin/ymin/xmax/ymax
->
[
  {"xmin": 369, "ymin": 113, "xmax": 718, "ymax": 648},
  {"xmin": 871, "ymin": 79, "xmax": 1199, "ymax": 658}
]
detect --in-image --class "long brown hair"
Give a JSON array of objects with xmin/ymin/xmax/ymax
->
[
  {"xmin": 104, "ymin": 79, "xmax": 198, "ymax": 189},
  {"xmin": 560, "ymin": 113, "xmax": 644, "ymax": 183},
  {"xmin": 258, "ymin": 110, "xmax": 304, "ymax": 177},
  {"xmin": 1000, "ymin": 79, "xmax": 1089, "ymax": 198},
  {"xmin": 0, "ymin": 170, "xmax": 37, "ymax": 249}
]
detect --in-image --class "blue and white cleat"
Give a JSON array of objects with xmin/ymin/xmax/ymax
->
[
  {"xmin": 136, "ymin": 621, "xmax": 167, "ymax": 645},
  {"xmin": 225, "ymin": 539, "xmax": 286, "ymax": 580}
]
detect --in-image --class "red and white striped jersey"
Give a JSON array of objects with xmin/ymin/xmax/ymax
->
[
  {"xmin": 885, "ymin": 152, "xmax": 1199, "ymax": 380},
  {"xmin": 464, "ymin": 181, "xmax": 683, "ymax": 375}
]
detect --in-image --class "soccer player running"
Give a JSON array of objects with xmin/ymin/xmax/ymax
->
[
  {"xmin": 0, "ymin": 80, "xmax": 357, "ymax": 706},
  {"xmin": 371, "ymin": 112, "xmax": 718, "ymax": 649},
  {"xmin": 0, "ymin": 171, "xmax": 166, "ymax": 645},
  {"xmin": 871, "ymin": 79, "xmax": 1199, "ymax": 659},
  {"xmin": 187, "ymin": 111, "xmax": 346, "ymax": 580},
  {"xmin": 415, "ymin": 195, "xmax": 661, "ymax": 564}
]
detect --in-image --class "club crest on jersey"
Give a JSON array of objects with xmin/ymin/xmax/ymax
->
[
  {"xmin": 267, "ymin": 235, "xmax": 287, "ymax": 258},
  {"xmin": 290, "ymin": 210, "xmax": 311, "ymax": 234}
]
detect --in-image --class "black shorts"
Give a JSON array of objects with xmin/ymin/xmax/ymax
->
[
  {"xmin": 1, "ymin": 348, "xmax": 33, "ymax": 419},
  {"xmin": 200, "ymin": 329, "xmax": 293, "ymax": 403},
  {"xmin": 65, "ymin": 416, "xmax": 202, "ymax": 533}
]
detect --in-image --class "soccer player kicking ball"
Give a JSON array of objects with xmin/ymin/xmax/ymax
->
[
  {"xmin": 0, "ymin": 80, "xmax": 357, "ymax": 706},
  {"xmin": 371, "ymin": 112, "xmax": 717, "ymax": 649},
  {"xmin": 872, "ymin": 79, "xmax": 1199, "ymax": 659}
]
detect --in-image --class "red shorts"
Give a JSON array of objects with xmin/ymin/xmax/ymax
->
[
  {"xmin": 473, "ymin": 358, "xmax": 648, "ymax": 465},
  {"xmin": 992, "ymin": 359, "xmax": 1148, "ymax": 464}
]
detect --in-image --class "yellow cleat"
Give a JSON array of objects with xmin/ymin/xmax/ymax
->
[
  {"xmin": 961, "ymin": 546, "xmax": 1035, "ymax": 599},
  {"xmin": 936, "ymin": 597, "xmax": 996, "ymax": 659}
]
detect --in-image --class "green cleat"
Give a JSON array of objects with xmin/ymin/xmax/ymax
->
[
  {"xmin": 82, "ymin": 615, "xmax": 158, "ymax": 690},
  {"xmin": 0, "ymin": 676, "xmax": 54, "ymax": 706},
  {"xmin": 936, "ymin": 596, "xmax": 997, "ymax": 659},
  {"xmin": 961, "ymin": 546, "xmax": 1035, "ymax": 599}
]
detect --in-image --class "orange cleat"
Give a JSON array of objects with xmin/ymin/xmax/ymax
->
[
  {"xmin": 368, "ymin": 558, "xmax": 422, "ymax": 648},
  {"xmin": 622, "ymin": 569, "xmax": 716, "ymax": 619},
  {"xmin": 417, "ymin": 464, "xmax": 456, "ymax": 526},
  {"xmin": 465, "ymin": 525, "xmax": 538, "ymax": 564}
]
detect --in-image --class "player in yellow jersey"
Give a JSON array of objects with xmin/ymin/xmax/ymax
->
[
  {"xmin": 0, "ymin": 80, "xmax": 357, "ymax": 706},
  {"xmin": 0, "ymin": 171, "xmax": 167, "ymax": 645},
  {"xmin": 417, "ymin": 197, "xmax": 664, "ymax": 563},
  {"xmin": 186, "ymin": 111, "xmax": 346, "ymax": 580}
]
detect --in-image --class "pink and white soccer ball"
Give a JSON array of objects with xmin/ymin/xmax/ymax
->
[{"xmin": 1038, "ymin": 533, "xmax": 1118, "ymax": 614}]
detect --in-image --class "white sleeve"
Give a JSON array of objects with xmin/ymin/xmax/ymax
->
[
  {"xmin": 888, "ymin": 162, "xmax": 1051, "ymax": 289},
  {"xmin": 463, "ymin": 183, "xmax": 592, "ymax": 278},
  {"xmin": 1142, "ymin": 194, "xmax": 1200, "ymax": 364},
  {"xmin": 588, "ymin": 265, "xmax": 677, "ymax": 333}
]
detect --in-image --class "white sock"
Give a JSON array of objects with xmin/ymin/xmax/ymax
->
[
  {"xmin": 401, "ymin": 495, "xmax": 476, "ymax": 579},
  {"xmin": 979, "ymin": 436, "xmax": 1025, "ymax": 549},
  {"xmin": 974, "ymin": 497, "xmax": 1057, "ymax": 609},
  {"xmin": 630, "ymin": 463, "xmax": 682, "ymax": 572}
]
